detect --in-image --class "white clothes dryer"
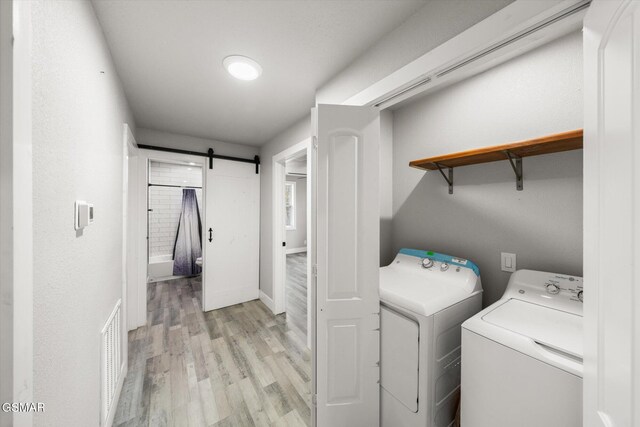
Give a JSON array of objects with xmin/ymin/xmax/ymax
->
[{"xmin": 380, "ymin": 249, "xmax": 483, "ymax": 427}]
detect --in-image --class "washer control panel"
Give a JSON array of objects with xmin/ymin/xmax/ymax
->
[
  {"xmin": 504, "ymin": 270, "xmax": 583, "ymax": 315},
  {"xmin": 545, "ymin": 283, "xmax": 560, "ymax": 295},
  {"xmin": 542, "ymin": 274, "xmax": 583, "ymax": 303}
]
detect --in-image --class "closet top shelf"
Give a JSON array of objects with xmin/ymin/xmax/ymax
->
[{"xmin": 409, "ymin": 129, "xmax": 583, "ymax": 171}]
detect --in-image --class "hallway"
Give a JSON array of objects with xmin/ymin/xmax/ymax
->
[
  {"xmin": 114, "ymin": 277, "xmax": 311, "ymax": 426},
  {"xmin": 285, "ymin": 253, "xmax": 307, "ymax": 341}
]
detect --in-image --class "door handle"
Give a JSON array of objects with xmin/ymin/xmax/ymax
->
[{"xmin": 208, "ymin": 228, "xmax": 213, "ymax": 242}]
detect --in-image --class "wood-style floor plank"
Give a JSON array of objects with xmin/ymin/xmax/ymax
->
[
  {"xmin": 285, "ymin": 253, "xmax": 307, "ymax": 342},
  {"xmin": 114, "ymin": 276, "xmax": 310, "ymax": 427}
]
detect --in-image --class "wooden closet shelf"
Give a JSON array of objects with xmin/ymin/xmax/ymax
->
[
  {"xmin": 409, "ymin": 129, "xmax": 583, "ymax": 194},
  {"xmin": 409, "ymin": 129, "xmax": 583, "ymax": 171}
]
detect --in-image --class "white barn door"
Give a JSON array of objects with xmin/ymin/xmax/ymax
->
[
  {"xmin": 583, "ymin": 1, "xmax": 640, "ymax": 426},
  {"xmin": 203, "ymin": 159, "xmax": 260, "ymax": 311},
  {"xmin": 313, "ymin": 104, "xmax": 380, "ymax": 426}
]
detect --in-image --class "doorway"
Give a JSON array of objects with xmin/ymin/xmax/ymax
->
[
  {"xmin": 147, "ymin": 159, "xmax": 204, "ymax": 283},
  {"xmin": 128, "ymin": 150, "xmax": 208, "ymax": 329},
  {"xmin": 272, "ymin": 139, "xmax": 312, "ymax": 348}
]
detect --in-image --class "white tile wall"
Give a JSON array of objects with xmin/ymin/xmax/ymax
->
[{"xmin": 149, "ymin": 161, "xmax": 203, "ymax": 258}]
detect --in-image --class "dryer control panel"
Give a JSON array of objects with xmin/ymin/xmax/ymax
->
[
  {"xmin": 503, "ymin": 270, "xmax": 583, "ymax": 315},
  {"xmin": 399, "ymin": 248, "xmax": 480, "ymax": 276}
]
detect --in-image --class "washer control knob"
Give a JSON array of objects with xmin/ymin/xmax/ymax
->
[
  {"xmin": 546, "ymin": 283, "xmax": 560, "ymax": 295},
  {"xmin": 577, "ymin": 290, "xmax": 583, "ymax": 302},
  {"xmin": 440, "ymin": 262, "xmax": 449, "ymax": 272},
  {"xmin": 421, "ymin": 258, "xmax": 434, "ymax": 269}
]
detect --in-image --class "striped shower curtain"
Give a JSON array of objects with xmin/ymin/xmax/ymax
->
[{"xmin": 173, "ymin": 189, "xmax": 202, "ymax": 276}]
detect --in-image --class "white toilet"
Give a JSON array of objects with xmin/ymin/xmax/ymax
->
[{"xmin": 380, "ymin": 249, "xmax": 483, "ymax": 427}]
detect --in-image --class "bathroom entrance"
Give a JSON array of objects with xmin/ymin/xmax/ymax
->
[
  {"xmin": 133, "ymin": 148, "xmax": 261, "ymax": 322},
  {"xmin": 147, "ymin": 159, "xmax": 204, "ymax": 283}
]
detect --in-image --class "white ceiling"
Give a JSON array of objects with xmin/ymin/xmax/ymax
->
[{"xmin": 92, "ymin": 0, "xmax": 426, "ymax": 146}]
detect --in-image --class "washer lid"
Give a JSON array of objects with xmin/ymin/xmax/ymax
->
[{"xmin": 482, "ymin": 299, "xmax": 583, "ymax": 359}]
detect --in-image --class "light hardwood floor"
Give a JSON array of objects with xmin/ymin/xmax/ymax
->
[
  {"xmin": 285, "ymin": 253, "xmax": 307, "ymax": 341},
  {"xmin": 114, "ymin": 276, "xmax": 311, "ymax": 426}
]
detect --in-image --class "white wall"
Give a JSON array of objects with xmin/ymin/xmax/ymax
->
[
  {"xmin": 259, "ymin": 118, "xmax": 310, "ymax": 298},
  {"xmin": 285, "ymin": 159, "xmax": 306, "ymax": 175},
  {"xmin": 148, "ymin": 161, "xmax": 202, "ymax": 258},
  {"xmin": 285, "ymin": 175, "xmax": 307, "ymax": 250},
  {"xmin": 31, "ymin": 1, "xmax": 135, "ymax": 425},
  {"xmin": 0, "ymin": 1, "xmax": 13, "ymax": 423},
  {"xmin": 137, "ymin": 127, "xmax": 258, "ymax": 159},
  {"xmin": 392, "ymin": 31, "xmax": 583, "ymax": 306}
]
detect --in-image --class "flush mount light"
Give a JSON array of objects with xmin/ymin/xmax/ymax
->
[{"xmin": 223, "ymin": 55, "xmax": 262, "ymax": 81}]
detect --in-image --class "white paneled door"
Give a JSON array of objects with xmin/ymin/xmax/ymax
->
[
  {"xmin": 583, "ymin": 1, "xmax": 640, "ymax": 426},
  {"xmin": 313, "ymin": 105, "xmax": 380, "ymax": 427},
  {"xmin": 203, "ymin": 159, "xmax": 260, "ymax": 311}
]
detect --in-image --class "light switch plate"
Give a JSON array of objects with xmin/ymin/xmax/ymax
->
[{"xmin": 501, "ymin": 252, "xmax": 516, "ymax": 272}]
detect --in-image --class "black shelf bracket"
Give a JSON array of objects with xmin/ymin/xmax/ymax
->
[
  {"xmin": 434, "ymin": 163, "xmax": 454, "ymax": 194},
  {"xmin": 503, "ymin": 151, "xmax": 523, "ymax": 191}
]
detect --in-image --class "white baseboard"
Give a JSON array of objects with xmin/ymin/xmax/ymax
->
[
  {"xmin": 286, "ymin": 247, "xmax": 307, "ymax": 254},
  {"xmin": 260, "ymin": 290, "xmax": 276, "ymax": 313},
  {"xmin": 205, "ymin": 287, "xmax": 259, "ymax": 311}
]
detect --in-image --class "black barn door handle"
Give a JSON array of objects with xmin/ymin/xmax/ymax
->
[{"xmin": 208, "ymin": 228, "xmax": 213, "ymax": 242}]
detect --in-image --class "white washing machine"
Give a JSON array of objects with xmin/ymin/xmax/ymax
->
[
  {"xmin": 380, "ymin": 249, "xmax": 483, "ymax": 427},
  {"xmin": 461, "ymin": 269, "xmax": 583, "ymax": 427}
]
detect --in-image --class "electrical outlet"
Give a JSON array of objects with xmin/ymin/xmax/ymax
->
[{"xmin": 501, "ymin": 252, "xmax": 516, "ymax": 272}]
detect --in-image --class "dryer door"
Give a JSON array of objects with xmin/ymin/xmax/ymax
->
[{"xmin": 381, "ymin": 306, "xmax": 419, "ymax": 412}]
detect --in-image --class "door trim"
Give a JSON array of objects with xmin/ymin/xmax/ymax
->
[
  {"xmin": 123, "ymin": 125, "xmax": 141, "ymax": 331},
  {"xmin": 137, "ymin": 150, "xmax": 208, "ymax": 317},
  {"xmin": 271, "ymin": 138, "xmax": 312, "ymax": 349}
]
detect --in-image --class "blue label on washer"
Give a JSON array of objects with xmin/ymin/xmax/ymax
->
[{"xmin": 398, "ymin": 248, "xmax": 480, "ymax": 276}]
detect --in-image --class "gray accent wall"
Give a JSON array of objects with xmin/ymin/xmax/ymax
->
[
  {"xmin": 316, "ymin": 0, "xmax": 513, "ymax": 104},
  {"xmin": 391, "ymin": 31, "xmax": 583, "ymax": 306},
  {"xmin": 259, "ymin": 1, "xmax": 513, "ymax": 300},
  {"xmin": 380, "ymin": 110, "xmax": 394, "ymax": 267}
]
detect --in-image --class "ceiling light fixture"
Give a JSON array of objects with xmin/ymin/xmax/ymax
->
[{"xmin": 223, "ymin": 55, "xmax": 262, "ymax": 81}]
